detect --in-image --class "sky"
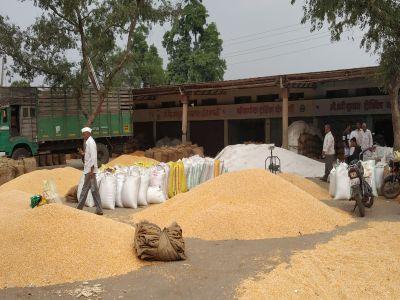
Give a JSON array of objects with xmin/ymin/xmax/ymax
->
[{"xmin": 0, "ymin": 0, "xmax": 378, "ymax": 85}]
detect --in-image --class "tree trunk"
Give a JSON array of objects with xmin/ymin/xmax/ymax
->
[
  {"xmin": 389, "ymin": 81, "xmax": 400, "ymax": 151},
  {"xmin": 85, "ymin": 92, "xmax": 105, "ymax": 126}
]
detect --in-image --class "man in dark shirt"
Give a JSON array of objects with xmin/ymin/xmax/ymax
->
[{"xmin": 347, "ymin": 137, "xmax": 362, "ymax": 164}]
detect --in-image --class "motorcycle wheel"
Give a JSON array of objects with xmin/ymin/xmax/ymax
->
[
  {"xmin": 355, "ymin": 195, "xmax": 365, "ymax": 217},
  {"xmin": 382, "ymin": 175, "xmax": 400, "ymax": 199}
]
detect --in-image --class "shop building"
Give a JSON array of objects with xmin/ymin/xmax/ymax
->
[{"xmin": 131, "ymin": 66, "xmax": 394, "ymax": 156}]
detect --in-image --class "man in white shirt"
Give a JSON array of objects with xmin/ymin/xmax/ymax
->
[
  {"xmin": 321, "ymin": 124, "xmax": 335, "ymax": 182},
  {"xmin": 77, "ymin": 127, "xmax": 103, "ymax": 215},
  {"xmin": 361, "ymin": 122, "xmax": 373, "ymax": 151},
  {"xmin": 349, "ymin": 122, "xmax": 363, "ymax": 146}
]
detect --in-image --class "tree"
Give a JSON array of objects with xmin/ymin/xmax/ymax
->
[
  {"xmin": 291, "ymin": 0, "xmax": 400, "ymax": 150},
  {"xmin": 0, "ymin": 0, "xmax": 176, "ymax": 125},
  {"xmin": 112, "ymin": 26, "xmax": 166, "ymax": 88},
  {"xmin": 163, "ymin": 0, "xmax": 226, "ymax": 84},
  {"xmin": 10, "ymin": 80, "xmax": 30, "ymax": 87}
]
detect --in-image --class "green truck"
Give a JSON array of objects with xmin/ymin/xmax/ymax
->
[{"xmin": 0, "ymin": 87, "xmax": 134, "ymax": 165}]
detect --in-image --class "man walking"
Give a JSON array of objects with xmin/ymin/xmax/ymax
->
[
  {"xmin": 361, "ymin": 122, "xmax": 373, "ymax": 151},
  {"xmin": 77, "ymin": 127, "xmax": 103, "ymax": 215},
  {"xmin": 321, "ymin": 124, "xmax": 335, "ymax": 182}
]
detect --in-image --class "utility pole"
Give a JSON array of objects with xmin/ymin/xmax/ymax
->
[{"xmin": 0, "ymin": 57, "xmax": 6, "ymax": 87}]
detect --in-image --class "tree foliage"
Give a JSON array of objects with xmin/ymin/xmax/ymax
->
[
  {"xmin": 291, "ymin": 0, "xmax": 400, "ymax": 149},
  {"xmin": 112, "ymin": 26, "xmax": 166, "ymax": 88},
  {"xmin": 163, "ymin": 0, "xmax": 226, "ymax": 84},
  {"xmin": 0, "ymin": 0, "xmax": 176, "ymax": 124},
  {"xmin": 10, "ymin": 80, "xmax": 30, "ymax": 87}
]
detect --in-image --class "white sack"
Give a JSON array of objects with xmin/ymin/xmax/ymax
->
[
  {"xmin": 77, "ymin": 174, "xmax": 95, "ymax": 207},
  {"xmin": 138, "ymin": 172, "xmax": 150, "ymax": 206},
  {"xmin": 115, "ymin": 173, "xmax": 125, "ymax": 208},
  {"xmin": 147, "ymin": 186, "xmax": 167, "ymax": 204},
  {"xmin": 99, "ymin": 174, "xmax": 117, "ymax": 210},
  {"xmin": 375, "ymin": 163, "xmax": 386, "ymax": 194},
  {"xmin": 334, "ymin": 163, "xmax": 351, "ymax": 200},
  {"xmin": 121, "ymin": 175, "xmax": 140, "ymax": 208},
  {"xmin": 329, "ymin": 168, "xmax": 336, "ymax": 197},
  {"xmin": 362, "ymin": 160, "xmax": 378, "ymax": 197}
]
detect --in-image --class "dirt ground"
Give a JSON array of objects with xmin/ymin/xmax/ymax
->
[{"xmin": 1, "ymin": 180, "xmax": 399, "ymax": 299}]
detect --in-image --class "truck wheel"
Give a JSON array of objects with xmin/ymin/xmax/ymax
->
[
  {"xmin": 97, "ymin": 143, "xmax": 110, "ymax": 166},
  {"xmin": 11, "ymin": 148, "xmax": 31, "ymax": 159}
]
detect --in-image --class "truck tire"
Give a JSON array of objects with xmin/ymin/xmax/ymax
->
[
  {"xmin": 11, "ymin": 148, "xmax": 31, "ymax": 159},
  {"xmin": 97, "ymin": 143, "xmax": 110, "ymax": 166}
]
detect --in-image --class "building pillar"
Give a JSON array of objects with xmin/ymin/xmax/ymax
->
[
  {"xmin": 224, "ymin": 119, "xmax": 229, "ymax": 147},
  {"xmin": 181, "ymin": 96, "xmax": 188, "ymax": 144},
  {"xmin": 265, "ymin": 118, "xmax": 271, "ymax": 143},
  {"xmin": 152, "ymin": 120, "xmax": 157, "ymax": 144},
  {"xmin": 366, "ymin": 115, "xmax": 373, "ymax": 131},
  {"xmin": 312, "ymin": 117, "xmax": 318, "ymax": 128},
  {"xmin": 281, "ymin": 88, "xmax": 289, "ymax": 149}
]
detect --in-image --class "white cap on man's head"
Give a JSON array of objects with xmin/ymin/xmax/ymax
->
[{"xmin": 81, "ymin": 127, "xmax": 92, "ymax": 133}]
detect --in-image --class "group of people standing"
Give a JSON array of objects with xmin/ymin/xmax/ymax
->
[{"xmin": 321, "ymin": 122, "xmax": 374, "ymax": 182}]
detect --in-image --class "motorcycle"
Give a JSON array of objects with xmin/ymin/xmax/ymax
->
[
  {"xmin": 382, "ymin": 159, "xmax": 400, "ymax": 199},
  {"xmin": 348, "ymin": 151, "xmax": 374, "ymax": 217}
]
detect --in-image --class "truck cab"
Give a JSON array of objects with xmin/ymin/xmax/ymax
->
[{"xmin": 0, "ymin": 104, "xmax": 38, "ymax": 158}]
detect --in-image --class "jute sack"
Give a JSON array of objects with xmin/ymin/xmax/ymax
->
[{"xmin": 134, "ymin": 221, "xmax": 186, "ymax": 262}]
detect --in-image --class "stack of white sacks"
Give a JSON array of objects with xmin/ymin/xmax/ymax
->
[
  {"xmin": 77, "ymin": 165, "xmax": 170, "ymax": 210},
  {"xmin": 329, "ymin": 160, "xmax": 387, "ymax": 200},
  {"xmin": 76, "ymin": 155, "xmax": 225, "ymax": 210}
]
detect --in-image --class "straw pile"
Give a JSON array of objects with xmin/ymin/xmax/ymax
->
[
  {"xmin": 145, "ymin": 144, "xmax": 204, "ymax": 163},
  {"xmin": 236, "ymin": 221, "xmax": 400, "ymax": 299},
  {"xmin": 105, "ymin": 155, "xmax": 158, "ymax": 168},
  {"xmin": 0, "ymin": 203, "xmax": 143, "ymax": 289},
  {"xmin": 133, "ymin": 170, "xmax": 352, "ymax": 240},
  {"xmin": 0, "ymin": 167, "xmax": 81, "ymax": 196},
  {"xmin": 279, "ymin": 173, "xmax": 330, "ymax": 200}
]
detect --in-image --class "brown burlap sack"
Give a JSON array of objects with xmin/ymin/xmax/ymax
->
[
  {"xmin": 134, "ymin": 221, "xmax": 186, "ymax": 262},
  {"xmin": 23, "ymin": 157, "xmax": 37, "ymax": 173},
  {"xmin": 0, "ymin": 164, "xmax": 16, "ymax": 185},
  {"xmin": 65, "ymin": 185, "xmax": 79, "ymax": 203}
]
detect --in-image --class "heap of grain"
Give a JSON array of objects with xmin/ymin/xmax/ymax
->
[
  {"xmin": 133, "ymin": 169, "xmax": 352, "ymax": 240},
  {"xmin": 279, "ymin": 173, "xmax": 330, "ymax": 200},
  {"xmin": 145, "ymin": 144, "xmax": 204, "ymax": 163},
  {"xmin": 0, "ymin": 202, "xmax": 142, "ymax": 289},
  {"xmin": 0, "ymin": 167, "xmax": 81, "ymax": 196},
  {"xmin": 105, "ymin": 155, "xmax": 158, "ymax": 168},
  {"xmin": 236, "ymin": 221, "xmax": 400, "ymax": 299}
]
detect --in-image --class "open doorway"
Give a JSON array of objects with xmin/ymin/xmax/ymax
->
[{"xmin": 10, "ymin": 105, "xmax": 20, "ymax": 137}]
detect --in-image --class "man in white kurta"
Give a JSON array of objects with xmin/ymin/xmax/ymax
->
[
  {"xmin": 361, "ymin": 123, "xmax": 373, "ymax": 151},
  {"xmin": 321, "ymin": 124, "xmax": 335, "ymax": 181},
  {"xmin": 76, "ymin": 127, "xmax": 103, "ymax": 215}
]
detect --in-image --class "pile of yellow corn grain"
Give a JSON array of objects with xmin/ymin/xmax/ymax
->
[
  {"xmin": 0, "ymin": 167, "xmax": 81, "ymax": 196},
  {"xmin": 279, "ymin": 173, "xmax": 330, "ymax": 200},
  {"xmin": 236, "ymin": 221, "xmax": 400, "ymax": 299},
  {"xmin": 0, "ymin": 201, "xmax": 142, "ymax": 289},
  {"xmin": 133, "ymin": 169, "xmax": 353, "ymax": 240},
  {"xmin": 105, "ymin": 155, "xmax": 158, "ymax": 168}
]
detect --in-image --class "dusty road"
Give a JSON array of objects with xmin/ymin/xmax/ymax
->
[{"xmin": 1, "ymin": 183, "xmax": 399, "ymax": 300}]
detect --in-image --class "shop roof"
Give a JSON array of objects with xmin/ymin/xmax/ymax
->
[{"xmin": 131, "ymin": 66, "xmax": 378, "ymax": 97}]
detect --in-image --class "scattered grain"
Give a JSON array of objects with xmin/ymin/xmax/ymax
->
[
  {"xmin": 236, "ymin": 221, "xmax": 400, "ymax": 299},
  {"xmin": 0, "ymin": 167, "xmax": 81, "ymax": 196},
  {"xmin": 133, "ymin": 169, "xmax": 352, "ymax": 240},
  {"xmin": 105, "ymin": 155, "xmax": 158, "ymax": 168},
  {"xmin": 0, "ymin": 204, "xmax": 143, "ymax": 289},
  {"xmin": 278, "ymin": 173, "xmax": 330, "ymax": 200}
]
